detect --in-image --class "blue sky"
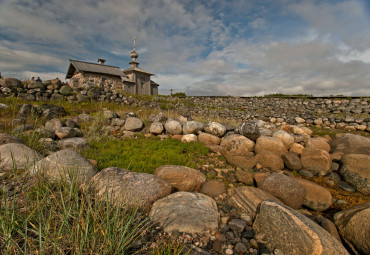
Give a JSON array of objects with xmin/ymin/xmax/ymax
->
[{"xmin": 0, "ymin": 0, "xmax": 369, "ymax": 96}]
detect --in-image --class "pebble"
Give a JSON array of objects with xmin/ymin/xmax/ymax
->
[
  {"xmin": 225, "ymin": 248, "xmax": 233, "ymax": 254},
  {"xmin": 338, "ymin": 181, "xmax": 355, "ymax": 192}
]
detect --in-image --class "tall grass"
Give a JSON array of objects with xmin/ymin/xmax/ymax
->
[{"xmin": 0, "ymin": 173, "xmax": 147, "ymax": 254}]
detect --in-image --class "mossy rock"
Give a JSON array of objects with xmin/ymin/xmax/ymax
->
[
  {"xmin": 43, "ymin": 80, "xmax": 52, "ymax": 86},
  {"xmin": 59, "ymin": 85, "xmax": 74, "ymax": 96}
]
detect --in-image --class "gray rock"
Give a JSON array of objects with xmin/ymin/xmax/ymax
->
[
  {"xmin": 57, "ymin": 137, "xmax": 89, "ymax": 151},
  {"xmin": 30, "ymin": 149, "xmax": 96, "ymax": 183},
  {"xmin": 337, "ymin": 181, "xmax": 356, "ymax": 192},
  {"xmin": 124, "ymin": 117, "xmax": 144, "ymax": 131},
  {"xmin": 164, "ymin": 119, "xmax": 182, "ymax": 135},
  {"xmin": 0, "ymin": 77, "xmax": 22, "ymax": 88},
  {"xmin": 45, "ymin": 118, "xmax": 63, "ymax": 132},
  {"xmin": 111, "ymin": 118, "xmax": 125, "ymax": 127},
  {"xmin": 103, "ymin": 109, "xmax": 119, "ymax": 120},
  {"xmin": 59, "ymin": 85, "xmax": 73, "ymax": 96},
  {"xmin": 228, "ymin": 219, "xmax": 246, "ymax": 232},
  {"xmin": 147, "ymin": 112, "xmax": 168, "ymax": 123},
  {"xmin": 339, "ymin": 154, "xmax": 370, "ymax": 195},
  {"xmin": 260, "ymin": 173, "xmax": 306, "ymax": 209},
  {"xmin": 149, "ymin": 122, "xmax": 164, "ymax": 135},
  {"xmin": 253, "ymin": 200, "xmax": 349, "ymax": 255},
  {"xmin": 282, "ymin": 152, "xmax": 302, "ymax": 171},
  {"xmin": 183, "ymin": 121, "xmax": 204, "ymax": 135},
  {"xmin": 0, "ymin": 133, "xmax": 23, "ymax": 145},
  {"xmin": 149, "ymin": 192, "xmax": 219, "ymax": 234},
  {"xmin": 0, "ymin": 143, "xmax": 42, "ymax": 170},
  {"xmin": 78, "ymin": 113, "xmax": 94, "ymax": 122},
  {"xmin": 236, "ymin": 121, "xmax": 260, "ymax": 141},
  {"xmin": 155, "ymin": 165, "xmax": 206, "ymax": 192},
  {"xmin": 299, "ymin": 169, "xmax": 314, "ymax": 178},
  {"xmin": 89, "ymin": 167, "xmax": 171, "ymax": 210},
  {"xmin": 12, "ymin": 124, "xmax": 34, "ymax": 134},
  {"xmin": 334, "ymin": 203, "xmax": 370, "ymax": 255},
  {"xmin": 181, "ymin": 134, "xmax": 198, "ymax": 143},
  {"xmin": 55, "ymin": 127, "xmax": 78, "ymax": 139},
  {"xmin": 204, "ymin": 122, "xmax": 226, "ymax": 137},
  {"xmin": 0, "ymin": 103, "xmax": 9, "ymax": 109},
  {"xmin": 40, "ymin": 104, "xmax": 67, "ymax": 119},
  {"xmin": 329, "ymin": 134, "xmax": 370, "ymax": 154}
]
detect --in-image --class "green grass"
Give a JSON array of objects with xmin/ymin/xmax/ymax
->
[
  {"xmin": 310, "ymin": 126, "xmax": 370, "ymax": 138},
  {"xmin": 82, "ymin": 137, "xmax": 210, "ymax": 173}
]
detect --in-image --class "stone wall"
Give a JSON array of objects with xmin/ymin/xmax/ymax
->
[
  {"xmin": 0, "ymin": 77, "xmax": 369, "ymax": 131},
  {"xmin": 69, "ymin": 72, "xmax": 124, "ymax": 91}
]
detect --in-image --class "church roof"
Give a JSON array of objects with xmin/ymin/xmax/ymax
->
[
  {"xmin": 122, "ymin": 66, "xmax": 154, "ymax": 76},
  {"xmin": 66, "ymin": 59, "xmax": 128, "ymax": 79}
]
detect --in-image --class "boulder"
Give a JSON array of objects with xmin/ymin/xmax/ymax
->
[
  {"xmin": 199, "ymin": 180, "xmax": 226, "ymax": 198},
  {"xmin": 149, "ymin": 122, "xmax": 164, "ymax": 135},
  {"xmin": 89, "ymin": 167, "xmax": 171, "ymax": 210},
  {"xmin": 55, "ymin": 127, "xmax": 78, "ymax": 139},
  {"xmin": 255, "ymin": 151, "xmax": 284, "ymax": 171},
  {"xmin": 181, "ymin": 134, "xmax": 198, "ymax": 143},
  {"xmin": 306, "ymin": 137, "xmax": 331, "ymax": 152},
  {"xmin": 236, "ymin": 121, "xmax": 260, "ymax": 141},
  {"xmin": 155, "ymin": 165, "xmax": 206, "ymax": 192},
  {"xmin": 289, "ymin": 143, "xmax": 304, "ymax": 155},
  {"xmin": 227, "ymin": 186, "xmax": 281, "ymax": 216},
  {"xmin": 329, "ymin": 134, "xmax": 370, "ymax": 155},
  {"xmin": 0, "ymin": 143, "xmax": 42, "ymax": 170},
  {"xmin": 301, "ymin": 147, "xmax": 331, "ymax": 176},
  {"xmin": 235, "ymin": 169, "xmax": 254, "ymax": 185},
  {"xmin": 149, "ymin": 192, "xmax": 219, "ymax": 234},
  {"xmin": 124, "ymin": 117, "xmax": 144, "ymax": 131},
  {"xmin": 183, "ymin": 121, "xmax": 204, "ymax": 135},
  {"xmin": 111, "ymin": 118, "xmax": 125, "ymax": 127},
  {"xmin": 57, "ymin": 137, "xmax": 89, "ymax": 151},
  {"xmin": 17, "ymin": 104, "xmax": 40, "ymax": 119},
  {"xmin": 334, "ymin": 203, "xmax": 370, "ymax": 255},
  {"xmin": 296, "ymin": 178, "xmax": 333, "ymax": 212},
  {"xmin": 253, "ymin": 200, "xmax": 349, "ymax": 255},
  {"xmin": 273, "ymin": 130, "xmax": 295, "ymax": 149},
  {"xmin": 223, "ymin": 153, "xmax": 256, "ymax": 170},
  {"xmin": 339, "ymin": 154, "xmax": 370, "ymax": 195},
  {"xmin": 198, "ymin": 132, "xmax": 221, "ymax": 145},
  {"xmin": 164, "ymin": 119, "xmax": 182, "ymax": 135},
  {"xmin": 204, "ymin": 122, "xmax": 226, "ymax": 137},
  {"xmin": 282, "ymin": 152, "xmax": 302, "ymax": 171},
  {"xmin": 0, "ymin": 77, "xmax": 22, "ymax": 88},
  {"xmin": 291, "ymin": 125, "xmax": 313, "ymax": 137},
  {"xmin": 30, "ymin": 149, "xmax": 96, "ymax": 183},
  {"xmin": 103, "ymin": 109, "xmax": 119, "ymax": 120},
  {"xmin": 45, "ymin": 118, "xmax": 63, "ymax": 132},
  {"xmin": 147, "ymin": 112, "xmax": 168, "ymax": 123},
  {"xmin": 310, "ymin": 215, "xmax": 342, "ymax": 243},
  {"xmin": 260, "ymin": 173, "xmax": 306, "ymax": 209},
  {"xmin": 0, "ymin": 133, "xmax": 23, "ymax": 145},
  {"xmin": 40, "ymin": 104, "xmax": 67, "ymax": 119},
  {"xmin": 59, "ymin": 85, "xmax": 73, "ymax": 96},
  {"xmin": 220, "ymin": 134, "xmax": 255, "ymax": 157},
  {"xmin": 254, "ymin": 136, "xmax": 287, "ymax": 156}
]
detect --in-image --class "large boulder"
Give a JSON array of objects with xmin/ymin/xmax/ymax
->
[
  {"xmin": 0, "ymin": 143, "xmax": 42, "ymax": 170},
  {"xmin": 45, "ymin": 118, "xmax": 63, "ymax": 132},
  {"xmin": 40, "ymin": 104, "xmax": 67, "ymax": 119},
  {"xmin": 183, "ymin": 121, "xmax": 204, "ymax": 135},
  {"xmin": 149, "ymin": 192, "xmax": 219, "ymax": 234},
  {"xmin": 224, "ymin": 153, "xmax": 256, "ymax": 170},
  {"xmin": 296, "ymin": 178, "xmax": 333, "ymax": 212},
  {"xmin": 227, "ymin": 186, "xmax": 281, "ymax": 217},
  {"xmin": 220, "ymin": 134, "xmax": 255, "ymax": 158},
  {"xmin": 306, "ymin": 137, "xmax": 331, "ymax": 152},
  {"xmin": 334, "ymin": 203, "xmax": 370, "ymax": 255},
  {"xmin": 204, "ymin": 122, "xmax": 226, "ymax": 137},
  {"xmin": 59, "ymin": 85, "xmax": 73, "ymax": 96},
  {"xmin": 198, "ymin": 132, "xmax": 221, "ymax": 145},
  {"xmin": 164, "ymin": 119, "xmax": 182, "ymax": 135},
  {"xmin": 255, "ymin": 151, "xmax": 284, "ymax": 171},
  {"xmin": 236, "ymin": 121, "xmax": 260, "ymax": 141},
  {"xmin": 89, "ymin": 167, "xmax": 171, "ymax": 210},
  {"xmin": 273, "ymin": 130, "xmax": 295, "ymax": 149},
  {"xmin": 155, "ymin": 165, "xmax": 206, "ymax": 192},
  {"xmin": 260, "ymin": 173, "xmax": 306, "ymax": 209},
  {"xmin": 30, "ymin": 149, "xmax": 96, "ymax": 183},
  {"xmin": 339, "ymin": 154, "xmax": 370, "ymax": 195},
  {"xmin": 255, "ymin": 136, "xmax": 287, "ymax": 156},
  {"xmin": 199, "ymin": 180, "xmax": 226, "ymax": 198},
  {"xmin": 149, "ymin": 122, "xmax": 164, "ymax": 135},
  {"xmin": 282, "ymin": 152, "xmax": 302, "ymax": 171},
  {"xmin": 0, "ymin": 133, "xmax": 23, "ymax": 145},
  {"xmin": 0, "ymin": 77, "xmax": 22, "ymax": 88},
  {"xmin": 329, "ymin": 134, "xmax": 370, "ymax": 155},
  {"xmin": 301, "ymin": 147, "xmax": 331, "ymax": 176},
  {"xmin": 253, "ymin": 200, "xmax": 349, "ymax": 255},
  {"xmin": 124, "ymin": 117, "xmax": 144, "ymax": 131},
  {"xmin": 57, "ymin": 137, "xmax": 89, "ymax": 151}
]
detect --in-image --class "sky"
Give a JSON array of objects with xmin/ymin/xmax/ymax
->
[{"xmin": 0, "ymin": 0, "xmax": 370, "ymax": 96}]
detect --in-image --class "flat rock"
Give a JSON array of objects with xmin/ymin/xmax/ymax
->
[
  {"xmin": 164, "ymin": 119, "xmax": 182, "ymax": 135},
  {"xmin": 296, "ymin": 178, "xmax": 333, "ymax": 212},
  {"xmin": 89, "ymin": 167, "xmax": 171, "ymax": 210},
  {"xmin": 198, "ymin": 132, "xmax": 221, "ymax": 145},
  {"xmin": 224, "ymin": 153, "xmax": 256, "ymax": 170},
  {"xmin": 204, "ymin": 122, "xmax": 226, "ymax": 137},
  {"xmin": 0, "ymin": 143, "xmax": 42, "ymax": 170},
  {"xmin": 227, "ymin": 186, "xmax": 281, "ymax": 217},
  {"xmin": 199, "ymin": 180, "xmax": 226, "ymax": 198},
  {"xmin": 339, "ymin": 154, "xmax": 370, "ymax": 195},
  {"xmin": 149, "ymin": 192, "xmax": 219, "ymax": 234},
  {"xmin": 260, "ymin": 173, "xmax": 306, "ymax": 209},
  {"xmin": 253, "ymin": 200, "xmax": 349, "ymax": 255},
  {"xmin": 255, "ymin": 136, "xmax": 287, "ymax": 156},
  {"xmin": 301, "ymin": 147, "xmax": 331, "ymax": 176},
  {"xmin": 329, "ymin": 134, "xmax": 370, "ymax": 154},
  {"xmin": 124, "ymin": 117, "xmax": 144, "ymax": 131},
  {"xmin": 0, "ymin": 133, "xmax": 23, "ymax": 145},
  {"xmin": 155, "ymin": 165, "xmax": 206, "ymax": 192},
  {"xmin": 30, "ymin": 149, "xmax": 96, "ymax": 183},
  {"xmin": 57, "ymin": 137, "xmax": 89, "ymax": 151},
  {"xmin": 334, "ymin": 203, "xmax": 370, "ymax": 255},
  {"xmin": 183, "ymin": 121, "xmax": 204, "ymax": 135}
]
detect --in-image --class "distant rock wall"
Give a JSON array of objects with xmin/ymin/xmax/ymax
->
[{"xmin": 0, "ymin": 77, "xmax": 369, "ymax": 131}]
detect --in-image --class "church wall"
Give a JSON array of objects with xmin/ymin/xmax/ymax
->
[
  {"xmin": 69, "ymin": 72, "xmax": 123, "ymax": 91},
  {"xmin": 135, "ymin": 72, "xmax": 151, "ymax": 95},
  {"xmin": 151, "ymin": 85, "xmax": 158, "ymax": 95}
]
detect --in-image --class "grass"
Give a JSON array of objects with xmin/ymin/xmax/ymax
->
[
  {"xmin": 310, "ymin": 126, "xmax": 370, "ymax": 138},
  {"xmin": 0, "ymin": 174, "xmax": 147, "ymax": 254},
  {"xmin": 82, "ymin": 137, "xmax": 210, "ymax": 173}
]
